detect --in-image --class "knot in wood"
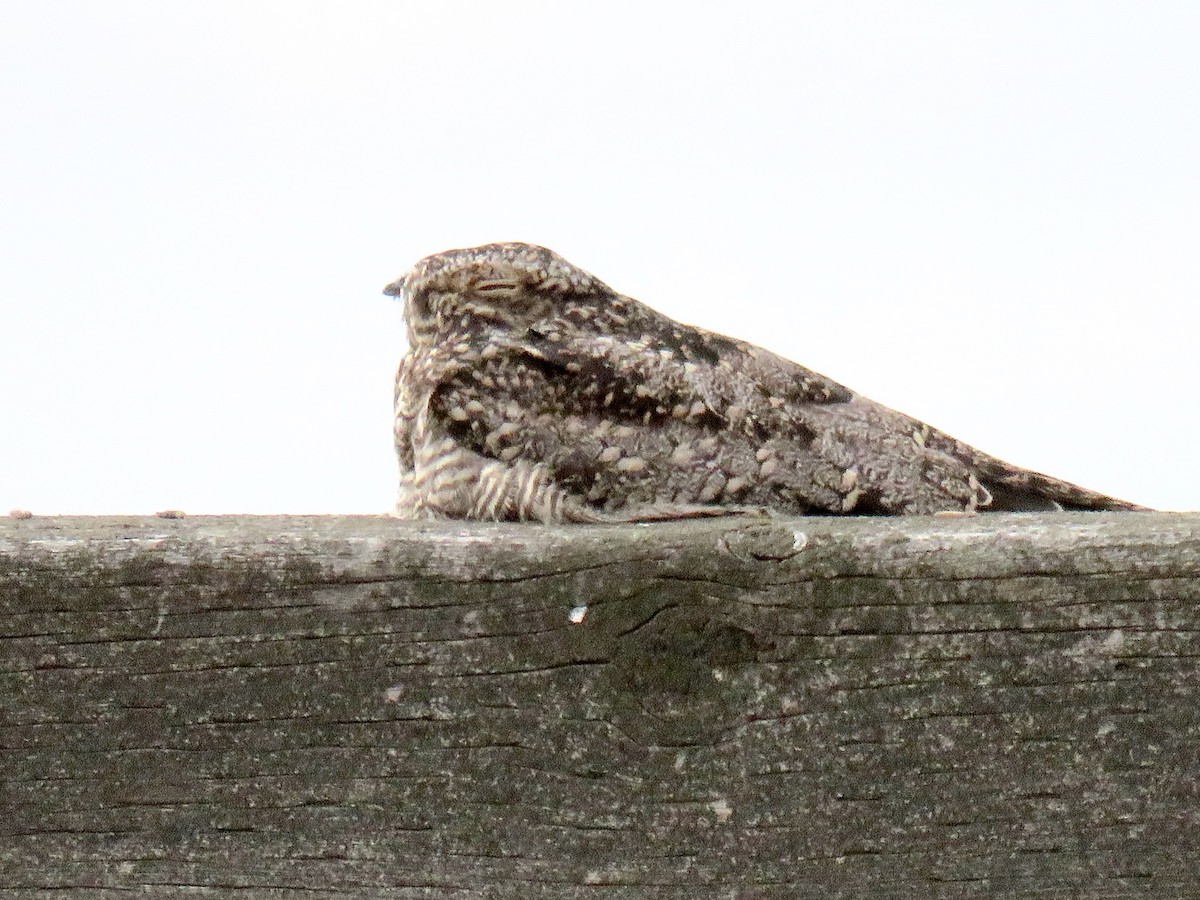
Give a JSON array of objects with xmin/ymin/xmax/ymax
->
[{"xmin": 605, "ymin": 606, "xmax": 761, "ymax": 746}]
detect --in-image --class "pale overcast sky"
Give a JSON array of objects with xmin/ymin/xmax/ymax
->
[{"xmin": 2, "ymin": 2, "xmax": 1197, "ymax": 514}]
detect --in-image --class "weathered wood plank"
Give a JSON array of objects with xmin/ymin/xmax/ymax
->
[{"xmin": 2, "ymin": 513, "xmax": 1199, "ymax": 898}]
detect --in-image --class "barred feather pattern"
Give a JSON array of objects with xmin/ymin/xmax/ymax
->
[{"xmin": 385, "ymin": 242, "xmax": 1144, "ymax": 521}]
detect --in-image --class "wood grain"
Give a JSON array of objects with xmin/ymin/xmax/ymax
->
[{"xmin": 2, "ymin": 513, "xmax": 1198, "ymax": 898}]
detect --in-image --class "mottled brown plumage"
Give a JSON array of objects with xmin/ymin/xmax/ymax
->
[{"xmin": 385, "ymin": 242, "xmax": 1143, "ymax": 522}]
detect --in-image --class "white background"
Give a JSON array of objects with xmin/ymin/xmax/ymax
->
[{"xmin": 3, "ymin": 2, "xmax": 1196, "ymax": 514}]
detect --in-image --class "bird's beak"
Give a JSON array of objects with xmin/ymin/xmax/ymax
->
[{"xmin": 383, "ymin": 277, "xmax": 406, "ymax": 298}]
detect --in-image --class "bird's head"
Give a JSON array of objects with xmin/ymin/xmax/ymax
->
[{"xmin": 384, "ymin": 242, "xmax": 613, "ymax": 347}]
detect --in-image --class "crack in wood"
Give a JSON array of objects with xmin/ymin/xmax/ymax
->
[{"xmin": 2, "ymin": 514, "xmax": 1199, "ymax": 896}]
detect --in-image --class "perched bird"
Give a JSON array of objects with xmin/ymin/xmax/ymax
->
[{"xmin": 385, "ymin": 243, "xmax": 1143, "ymax": 522}]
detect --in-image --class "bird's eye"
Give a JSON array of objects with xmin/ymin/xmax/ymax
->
[{"xmin": 474, "ymin": 279, "xmax": 519, "ymax": 297}]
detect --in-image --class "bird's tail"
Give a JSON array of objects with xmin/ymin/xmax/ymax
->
[{"xmin": 972, "ymin": 455, "xmax": 1148, "ymax": 512}]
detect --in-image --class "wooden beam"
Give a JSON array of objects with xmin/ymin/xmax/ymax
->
[{"xmin": 2, "ymin": 513, "xmax": 1199, "ymax": 897}]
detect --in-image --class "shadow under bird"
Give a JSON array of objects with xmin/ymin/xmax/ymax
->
[{"xmin": 385, "ymin": 243, "xmax": 1144, "ymax": 523}]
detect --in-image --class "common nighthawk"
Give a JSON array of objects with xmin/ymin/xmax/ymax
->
[{"xmin": 385, "ymin": 243, "xmax": 1143, "ymax": 522}]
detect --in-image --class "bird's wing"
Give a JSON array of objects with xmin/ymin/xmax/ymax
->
[
  {"xmin": 519, "ymin": 319, "xmax": 856, "ymax": 419},
  {"xmin": 419, "ymin": 328, "xmax": 854, "ymax": 516},
  {"xmin": 422, "ymin": 335, "xmax": 771, "ymax": 521},
  {"xmin": 425, "ymin": 331, "xmax": 712, "ymax": 467},
  {"xmin": 426, "ymin": 326, "xmax": 1142, "ymax": 517}
]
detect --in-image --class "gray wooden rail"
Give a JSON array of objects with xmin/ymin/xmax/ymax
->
[{"xmin": 2, "ymin": 513, "xmax": 1199, "ymax": 898}]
